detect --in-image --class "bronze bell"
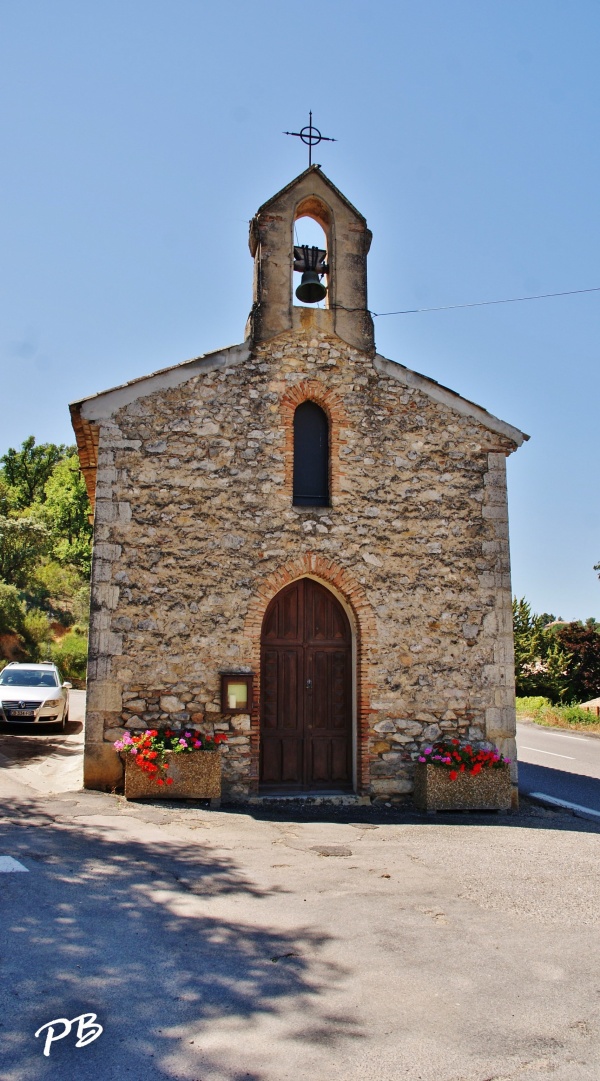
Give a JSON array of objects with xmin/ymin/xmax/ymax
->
[{"xmin": 295, "ymin": 271, "xmax": 327, "ymax": 304}]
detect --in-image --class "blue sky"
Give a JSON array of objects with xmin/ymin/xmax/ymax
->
[{"xmin": 1, "ymin": 1, "xmax": 598, "ymax": 620}]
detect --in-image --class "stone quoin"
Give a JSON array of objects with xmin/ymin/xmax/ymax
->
[{"xmin": 70, "ymin": 166, "xmax": 528, "ymax": 802}]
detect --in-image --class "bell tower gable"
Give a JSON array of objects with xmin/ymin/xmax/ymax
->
[{"xmin": 246, "ymin": 166, "xmax": 374, "ymax": 354}]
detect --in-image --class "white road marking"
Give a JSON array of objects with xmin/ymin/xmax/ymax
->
[
  {"xmin": 539, "ymin": 732, "xmax": 596, "ymax": 743},
  {"xmin": 529, "ymin": 792, "xmax": 600, "ymax": 821},
  {"xmin": 520, "ymin": 746, "xmax": 575, "ymax": 760},
  {"xmin": 0, "ymin": 856, "xmax": 28, "ymax": 872},
  {"xmin": 519, "ymin": 728, "xmax": 595, "ymax": 743}
]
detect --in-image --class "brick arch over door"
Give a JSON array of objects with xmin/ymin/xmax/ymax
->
[
  {"xmin": 260, "ymin": 577, "xmax": 352, "ymax": 792},
  {"xmin": 244, "ymin": 553, "xmax": 376, "ymax": 795}
]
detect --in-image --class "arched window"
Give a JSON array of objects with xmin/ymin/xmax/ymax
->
[{"xmin": 293, "ymin": 401, "xmax": 329, "ymax": 506}]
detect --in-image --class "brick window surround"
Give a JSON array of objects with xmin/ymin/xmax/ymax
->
[{"xmin": 280, "ymin": 379, "xmax": 348, "ymax": 506}]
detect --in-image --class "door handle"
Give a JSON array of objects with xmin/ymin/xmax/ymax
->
[{"xmin": 306, "ymin": 678, "xmax": 312, "ymax": 691}]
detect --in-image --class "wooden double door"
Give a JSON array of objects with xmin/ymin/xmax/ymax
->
[{"xmin": 260, "ymin": 578, "xmax": 353, "ymax": 792}]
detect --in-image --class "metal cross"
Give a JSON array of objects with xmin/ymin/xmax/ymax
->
[{"xmin": 283, "ymin": 111, "xmax": 337, "ymax": 167}]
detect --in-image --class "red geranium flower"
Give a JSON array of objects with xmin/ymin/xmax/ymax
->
[{"xmin": 116, "ymin": 723, "xmax": 227, "ymax": 786}]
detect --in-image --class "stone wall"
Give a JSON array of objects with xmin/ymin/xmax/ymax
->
[{"xmin": 83, "ymin": 321, "xmax": 519, "ymax": 801}]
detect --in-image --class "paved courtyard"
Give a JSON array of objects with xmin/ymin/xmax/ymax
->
[{"xmin": 1, "ymin": 720, "xmax": 600, "ymax": 1081}]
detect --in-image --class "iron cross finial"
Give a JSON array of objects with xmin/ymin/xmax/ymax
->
[{"xmin": 283, "ymin": 111, "xmax": 337, "ymax": 167}]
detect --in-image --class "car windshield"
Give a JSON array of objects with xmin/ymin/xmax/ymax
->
[{"xmin": 0, "ymin": 670, "xmax": 59, "ymax": 688}]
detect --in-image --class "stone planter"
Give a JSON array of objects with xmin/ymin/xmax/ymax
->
[
  {"xmin": 413, "ymin": 762, "xmax": 512, "ymax": 812},
  {"xmin": 123, "ymin": 750, "xmax": 222, "ymax": 806}
]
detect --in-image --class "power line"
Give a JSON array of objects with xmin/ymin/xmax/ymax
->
[{"xmin": 371, "ymin": 285, "xmax": 600, "ymax": 317}]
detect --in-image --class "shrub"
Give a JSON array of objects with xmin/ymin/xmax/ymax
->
[
  {"xmin": 0, "ymin": 515, "xmax": 49, "ymax": 588},
  {"xmin": 516, "ymin": 696, "xmax": 600, "ymax": 731},
  {"xmin": 72, "ymin": 586, "xmax": 90, "ymax": 628},
  {"xmin": 47, "ymin": 631, "xmax": 88, "ymax": 682},
  {"xmin": 25, "ymin": 560, "xmax": 89, "ymax": 625},
  {"xmin": 515, "ymin": 696, "xmax": 551, "ymax": 715},
  {"xmin": 22, "ymin": 609, "xmax": 53, "ymax": 654},
  {"xmin": 0, "ymin": 581, "xmax": 26, "ymax": 636}
]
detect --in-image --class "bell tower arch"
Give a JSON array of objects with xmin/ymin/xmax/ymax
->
[{"xmin": 246, "ymin": 165, "xmax": 374, "ymax": 354}]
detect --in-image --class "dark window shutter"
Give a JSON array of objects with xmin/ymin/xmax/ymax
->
[{"xmin": 293, "ymin": 401, "xmax": 329, "ymax": 506}]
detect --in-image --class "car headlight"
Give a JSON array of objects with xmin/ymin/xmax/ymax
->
[{"xmin": 43, "ymin": 698, "xmax": 63, "ymax": 707}]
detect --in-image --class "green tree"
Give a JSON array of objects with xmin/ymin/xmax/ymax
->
[
  {"xmin": 0, "ymin": 436, "xmax": 72, "ymax": 509},
  {"xmin": 0, "ymin": 436, "xmax": 89, "ymax": 674},
  {"xmin": 40, "ymin": 455, "xmax": 92, "ymax": 574},
  {"xmin": 512, "ymin": 597, "xmax": 571, "ymax": 701},
  {"xmin": 0, "ymin": 477, "xmax": 18, "ymax": 516},
  {"xmin": 28, "ymin": 560, "xmax": 85, "ymax": 618},
  {"xmin": 0, "ymin": 582, "xmax": 26, "ymax": 636},
  {"xmin": 554, "ymin": 623, "xmax": 600, "ymax": 702},
  {"xmin": 0, "ymin": 516, "xmax": 49, "ymax": 588},
  {"xmin": 0, "ymin": 583, "xmax": 50, "ymax": 661}
]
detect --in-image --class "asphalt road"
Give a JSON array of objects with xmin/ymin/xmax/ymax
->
[{"xmin": 517, "ymin": 720, "xmax": 600, "ymax": 814}]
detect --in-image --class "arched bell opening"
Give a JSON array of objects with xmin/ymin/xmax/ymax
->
[
  {"xmin": 293, "ymin": 196, "xmax": 333, "ymax": 309},
  {"xmin": 259, "ymin": 577, "xmax": 355, "ymax": 794}
]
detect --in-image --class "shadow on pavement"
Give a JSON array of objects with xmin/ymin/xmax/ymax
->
[
  {"xmin": 518, "ymin": 760, "xmax": 600, "ymax": 812},
  {"xmin": 0, "ymin": 719, "xmax": 82, "ymax": 737},
  {"xmin": 0, "ymin": 723, "xmax": 83, "ymax": 769},
  {"xmin": 0, "ymin": 797, "xmax": 360, "ymax": 1081},
  {"xmin": 225, "ymin": 794, "xmax": 600, "ymax": 834}
]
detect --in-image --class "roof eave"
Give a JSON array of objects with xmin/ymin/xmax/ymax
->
[
  {"xmin": 374, "ymin": 354, "xmax": 529, "ymax": 448},
  {"xmin": 70, "ymin": 341, "xmax": 249, "ymax": 421},
  {"xmin": 255, "ymin": 165, "xmax": 367, "ymax": 223},
  {"xmin": 70, "ymin": 340, "xmax": 250, "ymax": 511}
]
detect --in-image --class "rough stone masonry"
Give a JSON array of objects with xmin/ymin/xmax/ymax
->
[{"xmin": 71, "ymin": 166, "xmax": 527, "ymax": 802}]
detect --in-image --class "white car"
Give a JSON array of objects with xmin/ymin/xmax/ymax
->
[{"xmin": 0, "ymin": 663, "xmax": 72, "ymax": 731}]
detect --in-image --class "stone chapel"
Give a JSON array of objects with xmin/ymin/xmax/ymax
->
[{"xmin": 71, "ymin": 166, "xmax": 527, "ymax": 803}]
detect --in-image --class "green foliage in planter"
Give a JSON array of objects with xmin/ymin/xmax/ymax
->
[{"xmin": 114, "ymin": 727, "xmax": 227, "ymax": 786}]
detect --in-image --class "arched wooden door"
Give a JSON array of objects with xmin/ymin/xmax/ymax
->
[{"xmin": 260, "ymin": 578, "xmax": 353, "ymax": 792}]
